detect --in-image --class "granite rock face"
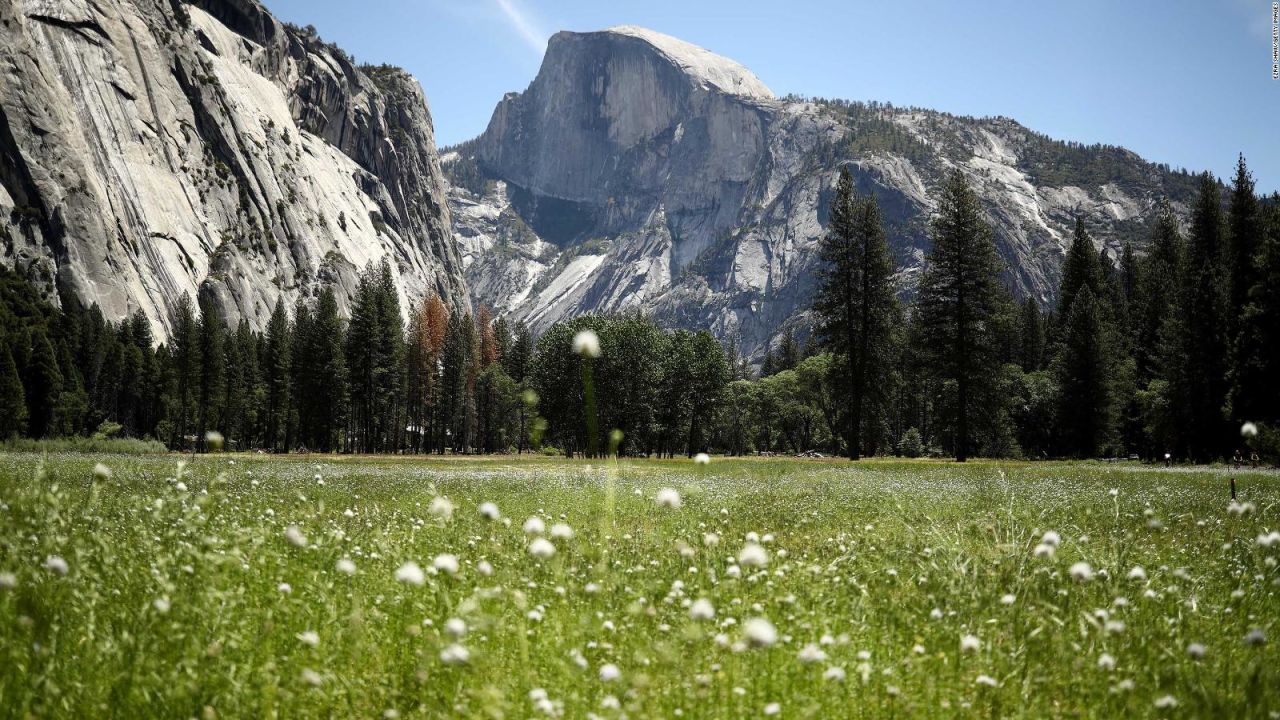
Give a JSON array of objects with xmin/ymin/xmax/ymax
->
[
  {"xmin": 453, "ymin": 26, "xmax": 1198, "ymax": 361},
  {"xmin": 0, "ymin": 0, "xmax": 468, "ymax": 337}
]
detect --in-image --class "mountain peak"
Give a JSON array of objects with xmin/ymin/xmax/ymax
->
[{"xmin": 589, "ymin": 25, "xmax": 774, "ymax": 100}]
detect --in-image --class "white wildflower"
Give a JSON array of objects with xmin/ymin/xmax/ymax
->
[
  {"xmin": 529, "ymin": 538, "xmax": 556, "ymax": 559},
  {"xmin": 598, "ymin": 663, "xmax": 621, "ymax": 682},
  {"xmin": 690, "ymin": 598, "xmax": 715, "ymax": 620},
  {"xmin": 572, "ymin": 330, "xmax": 601, "ymax": 358},
  {"xmin": 428, "ymin": 496, "xmax": 454, "ymax": 521},
  {"xmin": 284, "ymin": 526, "xmax": 307, "ymax": 548},
  {"xmin": 297, "ymin": 630, "xmax": 320, "ymax": 648},
  {"xmin": 44, "ymin": 555, "xmax": 68, "ymax": 576},
  {"xmin": 738, "ymin": 543, "xmax": 769, "ymax": 568},
  {"xmin": 440, "ymin": 643, "xmax": 470, "ymax": 665},
  {"xmin": 395, "ymin": 561, "xmax": 425, "ymax": 586},
  {"xmin": 656, "ymin": 488, "xmax": 682, "ymax": 509},
  {"xmin": 1069, "ymin": 562, "xmax": 1094, "ymax": 582},
  {"xmin": 523, "ymin": 516, "xmax": 546, "ymax": 535},
  {"xmin": 743, "ymin": 617, "xmax": 778, "ymax": 648},
  {"xmin": 433, "ymin": 554, "xmax": 459, "ymax": 576},
  {"xmin": 797, "ymin": 643, "xmax": 827, "ymax": 663},
  {"xmin": 693, "ymin": 452, "xmax": 711, "ymax": 465}
]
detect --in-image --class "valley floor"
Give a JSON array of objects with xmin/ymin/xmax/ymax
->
[{"xmin": 0, "ymin": 453, "xmax": 1277, "ymax": 718}]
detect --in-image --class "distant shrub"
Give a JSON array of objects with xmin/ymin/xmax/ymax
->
[
  {"xmin": 898, "ymin": 428, "xmax": 924, "ymax": 458},
  {"xmin": 0, "ymin": 436, "xmax": 169, "ymax": 454},
  {"xmin": 540, "ymin": 446, "xmax": 562, "ymax": 457}
]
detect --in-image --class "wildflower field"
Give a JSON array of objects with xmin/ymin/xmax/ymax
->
[{"xmin": 0, "ymin": 453, "xmax": 1277, "ymax": 718}]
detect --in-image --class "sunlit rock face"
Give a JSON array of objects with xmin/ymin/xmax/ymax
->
[
  {"xmin": 0, "ymin": 0, "xmax": 468, "ymax": 337},
  {"xmin": 455, "ymin": 26, "xmax": 1197, "ymax": 360}
]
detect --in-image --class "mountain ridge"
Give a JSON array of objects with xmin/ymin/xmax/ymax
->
[{"xmin": 446, "ymin": 26, "xmax": 1201, "ymax": 360}]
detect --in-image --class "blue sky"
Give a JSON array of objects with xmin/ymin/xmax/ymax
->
[{"xmin": 264, "ymin": 0, "xmax": 1280, "ymax": 192}]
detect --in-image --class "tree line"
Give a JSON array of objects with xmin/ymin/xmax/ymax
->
[
  {"xmin": 0, "ymin": 155, "xmax": 1277, "ymax": 462},
  {"xmin": 803, "ymin": 156, "xmax": 1280, "ymax": 463}
]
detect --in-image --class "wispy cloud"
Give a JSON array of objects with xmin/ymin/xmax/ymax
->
[{"xmin": 493, "ymin": 0, "xmax": 548, "ymax": 56}]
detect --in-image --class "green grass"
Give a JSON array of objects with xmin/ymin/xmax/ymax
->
[{"xmin": 0, "ymin": 453, "xmax": 1276, "ymax": 718}]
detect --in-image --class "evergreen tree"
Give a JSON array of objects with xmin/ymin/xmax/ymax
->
[
  {"xmin": 813, "ymin": 168, "xmax": 899, "ymax": 459},
  {"xmin": 504, "ymin": 321, "xmax": 534, "ymax": 452},
  {"xmin": 915, "ymin": 171, "xmax": 1007, "ymax": 462},
  {"xmin": 1165, "ymin": 173, "xmax": 1230, "ymax": 461},
  {"xmin": 1055, "ymin": 288, "xmax": 1112, "ymax": 457},
  {"xmin": 1017, "ymin": 298, "xmax": 1045, "ymax": 371},
  {"xmin": 776, "ymin": 328, "xmax": 800, "ymax": 372},
  {"xmin": 196, "ymin": 297, "xmax": 225, "ymax": 450},
  {"xmin": 221, "ymin": 319, "xmax": 248, "ymax": 448},
  {"xmin": 289, "ymin": 297, "xmax": 313, "ymax": 450},
  {"xmin": 1226, "ymin": 155, "xmax": 1260, "ymax": 328},
  {"xmin": 1057, "ymin": 217, "xmax": 1102, "ymax": 324},
  {"xmin": 1228, "ymin": 196, "xmax": 1280, "ymax": 425},
  {"xmin": 168, "ymin": 294, "xmax": 200, "ymax": 448},
  {"xmin": 0, "ymin": 343, "xmax": 28, "ymax": 438},
  {"xmin": 1225, "ymin": 156, "xmax": 1263, "ymax": 424},
  {"xmin": 308, "ymin": 288, "xmax": 347, "ymax": 451},
  {"xmin": 263, "ymin": 297, "xmax": 292, "ymax": 452},
  {"xmin": 759, "ymin": 347, "xmax": 777, "ymax": 378},
  {"xmin": 23, "ymin": 328, "xmax": 62, "ymax": 438},
  {"xmin": 1134, "ymin": 200, "xmax": 1184, "ymax": 384}
]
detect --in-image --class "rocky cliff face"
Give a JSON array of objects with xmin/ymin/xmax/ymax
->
[
  {"xmin": 0, "ymin": 0, "xmax": 467, "ymax": 336},
  {"xmin": 451, "ymin": 26, "xmax": 1199, "ymax": 360}
]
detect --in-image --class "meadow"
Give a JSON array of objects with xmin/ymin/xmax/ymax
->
[{"xmin": 0, "ymin": 453, "xmax": 1277, "ymax": 719}]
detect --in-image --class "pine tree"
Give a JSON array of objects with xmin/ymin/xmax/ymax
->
[
  {"xmin": 196, "ymin": 297, "xmax": 225, "ymax": 450},
  {"xmin": 308, "ymin": 288, "xmax": 347, "ymax": 451},
  {"xmin": 1226, "ymin": 155, "xmax": 1260, "ymax": 326},
  {"xmin": 263, "ymin": 297, "xmax": 292, "ymax": 452},
  {"xmin": 777, "ymin": 328, "xmax": 799, "ymax": 372},
  {"xmin": 1017, "ymin": 298, "xmax": 1045, "ymax": 372},
  {"xmin": 221, "ymin": 319, "xmax": 247, "ymax": 448},
  {"xmin": 1055, "ymin": 287, "xmax": 1112, "ymax": 457},
  {"xmin": 1225, "ymin": 156, "xmax": 1263, "ymax": 424},
  {"xmin": 1228, "ymin": 196, "xmax": 1280, "ymax": 425},
  {"xmin": 813, "ymin": 168, "xmax": 899, "ymax": 459},
  {"xmin": 289, "ymin": 297, "xmax": 313, "ymax": 450},
  {"xmin": 24, "ymin": 328, "xmax": 62, "ymax": 438},
  {"xmin": 0, "ymin": 343, "xmax": 28, "ymax": 438},
  {"xmin": 1134, "ymin": 200, "xmax": 1184, "ymax": 384},
  {"xmin": 504, "ymin": 321, "xmax": 534, "ymax": 452},
  {"xmin": 1057, "ymin": 217, "xmax": 1102, "ymax": 323},
  {"xmin": 759, "ymin": 347, "xmax": 776, "ymax": 378},
  {"xmin": 915, "ymin": 171, "xmax": 1007, "ymax": 462},
  {"xmin": 1166, "ymin": 173, "xmax": 1230, "ymax": 461},
  {"xmin": 168, "ymin": 294, "xmax": 200, "ymax": 448}
]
